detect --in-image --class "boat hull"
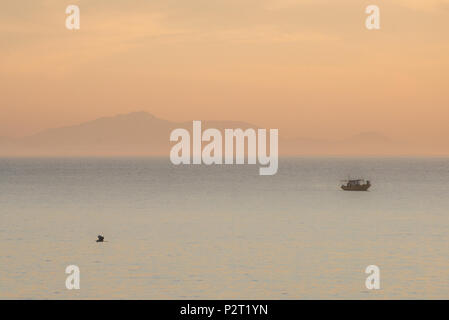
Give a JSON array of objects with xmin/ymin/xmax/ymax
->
[{"xmin": 341, "ymin": 184, "xmax": 370, "ymax": 191}]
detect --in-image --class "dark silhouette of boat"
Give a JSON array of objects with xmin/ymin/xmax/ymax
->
[{"xmin": 341, "ymin": 179, "xmax": 371, "ymax": 191}]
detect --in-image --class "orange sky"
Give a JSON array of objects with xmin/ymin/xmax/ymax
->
[{"xmin": 1, "ymin": 0, "xmax": 448, "ymax": 149}]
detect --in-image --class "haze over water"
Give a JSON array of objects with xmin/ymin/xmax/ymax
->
[{"xmin": 1, "ymin": 157, "xmax": 448, "ymax": 299}]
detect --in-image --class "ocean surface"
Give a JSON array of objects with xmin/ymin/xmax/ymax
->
[{"xmin": 0, "ymin": 157, "xmax": 448, "ymax": 299}]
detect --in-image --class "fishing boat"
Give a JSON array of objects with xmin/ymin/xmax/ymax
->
[{"xmin": 341, "ymin": 179, "xmax": 371, "ymax": 191}]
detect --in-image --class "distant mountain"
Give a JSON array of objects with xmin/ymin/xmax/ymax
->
[
  {"xmin": 281, "ymin": 131, "xmax": 397, "ymax": 156},
  {"xmin": 0, "ymin": 112, "xmax": 258, "ymax": 156},
  {"xmin": 0, "ymin": 111, "xmax": 413, "ymax": 156},
  {"xmin": 343, "ymin": 132, "xmax": 391, "ymax": 144}
]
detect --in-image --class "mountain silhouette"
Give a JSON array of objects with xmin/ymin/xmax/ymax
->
[
  {"xmin": 343, "ymin": 132, "xmax": 391, "ymax": 144},
  {"xmin": 1, "ymin": 112, "xmax": 259, "ymax": 156},
  {"xmin": 0, "ymin": 111, "xmax": 407, "ymax": 156}
]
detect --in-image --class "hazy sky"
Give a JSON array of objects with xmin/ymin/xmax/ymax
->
[{"xmin": 1, "ymin": 0, "xmax": 448, "ymax": 146}]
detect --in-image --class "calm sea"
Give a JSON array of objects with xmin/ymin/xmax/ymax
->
[{"xmin": 1, "ymin": 157, "xmax": 448, "ymax": 299}]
